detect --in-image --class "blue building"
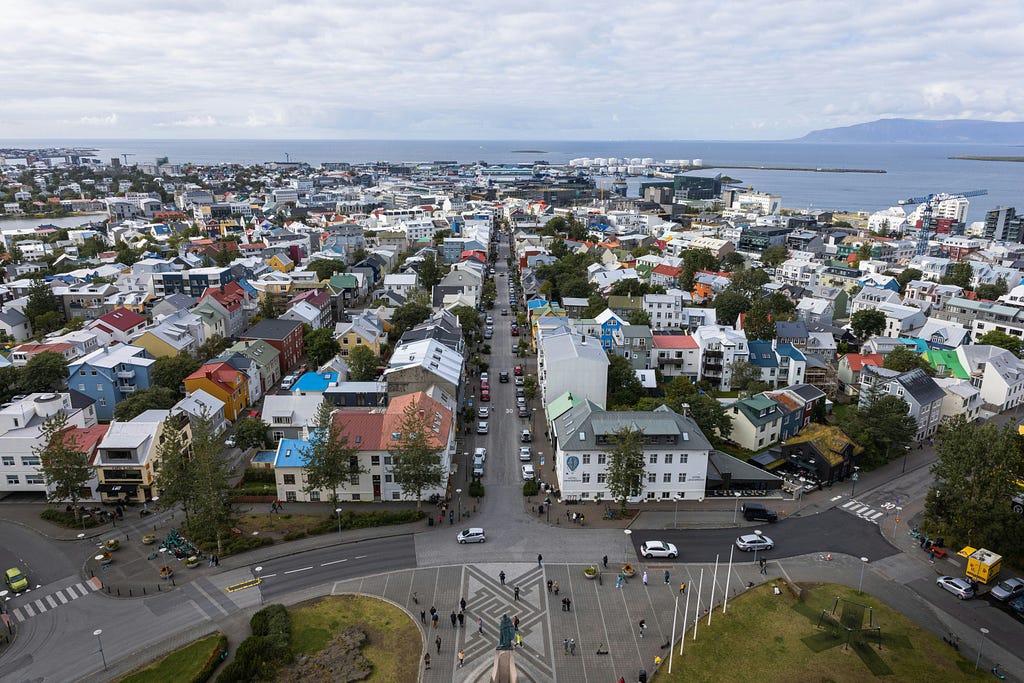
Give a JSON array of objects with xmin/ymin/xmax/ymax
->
[{"xmin": 67, "ymin": 345, "xmax": 156, "ymax": 421}]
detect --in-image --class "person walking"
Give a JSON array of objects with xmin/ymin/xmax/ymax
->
[
  {"xmin": 664, "ymin": 570, "xmax": 670, "ymax": 585},
  {"xmin": 514, "ymin": 585, "xmax": 521, "ymax": 601},
  {"xmin": 615, "ymin": 575, "xmax": 623, "ymax": 589},
  {"xmin": 547, "ymin": 579, "xmax": 553, "ymax": 593},
  {"xmin": 432, "ymin": 612, "xmax": 439, "ymax": 628},
  {"xmin": 679, "ymin": 581, "xmax": 686, "ymax": 594},
  {"xmin": 516, "ymin": 632, "xmax": 523, "ymax": 648},
  {"xmin": 553, "ymin": 580, "xmax": 559, "ymax": 595},
  {"xmin": 458, "ymin": 611, "xmax": 465, "ymax": 627},
  {"xmin": 537, "ymin": 553, "xmax": 543, "ymax": 568},
  {"xmin": 420, "ymin": 609, "xmax": 426, "ymax": 624},
  {"xmin": 458, "ymin": 650, "xmax": 465, "ymax": 668},
  {"xmin": 563, "ymin": 638, "xmax": 569, "ymax": 655},
  {"xmin": 642, "ymin": 570, "xmax": 649, "ymax": 586},
  {"xmin": 430, "ymin": 606, "xmax": 437, "ymax": 618},
  {"xmin": 449, "ymin": 511, "xmax": 455, "ymax": 525},
  {"xmin": 460, "ymin": 597, "xmax": 467, "ymax": 612},
  {"xmin": 513, "ymin": 615, "xmax": 519, "ymax": 631},
  {"xmin": 638, "ymin": 619, "xmax": 647, "ymax": 638},
  {"xmin": 478, "ymin": 617, "xmax": 484, "ymax": 634},
  {"xmin": 602, "ymin": 555, "xmax": 608, "ymax": 569},
  {"xmin": 499, "ymin": 570, "xmax": 506, "ymax": 585},
  {"xmin": 759, "ymin": 558, "xmax": 767, "ymax": 575},
  {"xmin": 424, "ymin": 653, "xmax": 431, "ymax": 670},
  {"xmin": 450, "ymin": 611, "xmax": 457, "ymax": 627},
  {"xmin": 565, "ymin": 597, "xmax": 572, "ymax": 612},
  {"xmin": 569, "ymin": 638, "xmax": 576, "ymax": 656},
  {"xmin": 435, "ymin": 635, "xmax": 442, "ymax": 653}
]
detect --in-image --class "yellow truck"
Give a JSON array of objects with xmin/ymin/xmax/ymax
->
[{"xmin": 957, "ymin": 547, "xmax": 1002, "ymax": 585}]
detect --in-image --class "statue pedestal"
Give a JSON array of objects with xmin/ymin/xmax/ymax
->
[{"xmin": 490, "ymin": 650, "xmax": 517, "ymax": 683}]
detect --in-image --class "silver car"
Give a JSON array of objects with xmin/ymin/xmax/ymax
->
[
  {"xmin": 989, "ymin": 577, "xmax": 1024, "ymax": 602},
  {"xmin": 735, "ymin": 534, "xmax": 774, "ymax": 552},
  {"xmin": 936, "ymin": 575, "xmax": 975, "ymax": 600}
]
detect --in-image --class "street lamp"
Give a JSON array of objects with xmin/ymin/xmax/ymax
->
[
  {"xmin": 753, "ymin": 530, "xmax": 764, "ymax": 566},
  {"xmin": 673, "ymin": 495, "xmax": 683, "ymax": 529},
  {"xmin": 623, "ymin": 529, "xmax": 633, "ymax": 564},
  {"xmin": 456, "ymin": 488, "xmax": 462, "ymax": 523},
  {"xmin": 335, "ymin": 507, "xmax": 343, "ymax": 541},
  {"xmin": 858, "ymin": 557, "xmax": 869, "ymax": 592},
  {"xmin": 253, "ymin": 566, "xmax": 264, "ymax": 606},
  {"xmin": 975, "ymin": 627, "xmax": 990, "ymax": 670},
  {"xmin": 850, "ymin": 466, "xmax": 861, "ymax": 498},
  {"xmin": 733, "ymin": 491, "xmax": 742, "ymax": 525},
  {"xmin": 94, "ymin": 628, "xmax": 107, "ymax": 670},
  {"xmin": 901, "ymin": 445, "xmax": 911, "ymax": 474}
]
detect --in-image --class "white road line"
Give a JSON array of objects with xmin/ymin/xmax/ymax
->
[
  {"xmin": 284, "ymin": 567, "xmax": 312, "ymax": 574},
  {"xmin": 854, "ymin": 505, "xmax": 870, "ymax": 514},
  {"xmin": 56, "ymin": 591, "xmax": 68, "ymax": 604},
  {"xmin": 75, "ymin": 583, "xmax": 89, "ymax": 597},
  {"xmin": 23, "ymin": 603, "xmax": 35, "ymax": 617},
  {"xmin": 321, "ymin": 559, "xmax": 348, "ymax": 566},
  {"xmin": 34, "ymin": 599, "xmax": 46, "ymax": 613},
  {"xmin": 261, "ymin": 573, "xmax": 277, "ymax": 578},
  {"xmin": 868, "ymin": 511, "xmax": 884, "ymax": 520},
  {"xmin": 12, "ymin": 608, "xmax": 24, "ymax": 622},
  {"xmin": 842, "ymin": 500, "xmax": 856, "ymax": 509},
  {"xmin": 46, "ymin": 595, "xmax": 57, "ymax": 608},
  {"xmin": 354, "ymin": 555, "xmax": 368, "ymax": 560}
]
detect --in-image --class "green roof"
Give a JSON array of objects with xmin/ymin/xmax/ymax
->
[
  {"xmin": 547, "ymin": 391, "xmax": 584, "ymax": 421},
  {"xmin": 329, "ymin": 273, "xmax": 358, "ymax": 289},
  {"xmin": 924, "ymin": 349, "xmax": 969, "ymax": 379}
]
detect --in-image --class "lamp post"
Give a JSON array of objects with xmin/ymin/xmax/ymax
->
[
  {"xmin": 93, "ymin": 628, "xmax": 107, "ymax": 671},
  {"xmin": 850, "ymin": 466, "xmax": 861, "ymax": 498},
  {"xmin": 456, "ymin": 488, "xmax": 462, "ymax": 523},
  {"xmin": 892, "ymin": 506, "xmax": 903, "ymax": 541},
  {"xmin": 733, "ymin": 491, "xmax": 742, "ymax": 525},
  {"xmin": 335, "ymin": 507, "xmax": 343, "ymax": 542},
  {"xmin": 975, "ymin": 627, "xmax": 990, "ymax": 670},
  {"xmin": 901, "ymin": 444, "xmax": 911, "ymax": 474},
  {"xmin": 858, "ymin": 557, "xmax": 869, "ymax": 592},
  {"xmin": 673, "ymin": 495, "xmax": 683, "ymax": 529},
  {"xmin": 753, "ymin": 530, "xmax": 763, "ymax": 566},
  {"xmin": 253, "ymin": 566, "xmax": 264, "ymax": 605},
  {"xmin": 623, "ymin": 529, "xmax": 632, "ymax": 564}
]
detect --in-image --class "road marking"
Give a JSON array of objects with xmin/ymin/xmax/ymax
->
[
  {"xmin": 842, "ymin": 500, "xmax": 857, "ymax": 509},
  {"xmin": 284, "ymin": 567, "xmax": 312, "ymax": 574},
  {"xmin": 868, "ymin": 511, "xmax": 884, "ymax": 521},
  {"xmin": 12, "ymin": 608, "xmax": 24, "ymax": 622},
  {"xmin": 75, "ymin": 583, "xmax": 89, "ymax": 597},
  {"xmin": 830, "ymin": 495, "xmax": 843, "ymax": 502},
  {"xmin": 46, "ymin": 596, "xmax": 57, "ymax": 609},
  {"xmin": 354, "ymin": 555, "xmax": 368, "ymax": 560},
  {"xmin": 23, "ymin": 603, "xmax": 35, "ymax": 617},
  {"xmin": 34, "ymin": 599, "xmax": 46, "ymax": 613},
  {"xmin": 262, "ymin": 573, "xmax": 277, "ymax": 578},
  {"xmin": 56, "ymin": 591, "xmax": 68, "ymax": 604},
  {"xmin": 321, "ymin": 559, "xmax": 348, "ymax": 566}
]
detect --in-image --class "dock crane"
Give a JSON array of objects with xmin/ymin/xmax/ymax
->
[{"xmin": 897, "ymin": 189, "xmax": 987, "ymax": 256}]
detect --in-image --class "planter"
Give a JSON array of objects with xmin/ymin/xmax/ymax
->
[
  {"xmin": 105, "ymin": 539, "xmax": 120, "ymax": 551},
  {"xmin": 583, "ymin": 567, "xmax": 598, "ymax": 580},
  {"xmin": 185, "ymin": 556, "xmax": 200, "ymax": 568},
  {"xmin": 159, "ymin": 566, "xmax": 174, "ymax": 579},
  {"xmin": 621, "ymin": 564, "xmax": 635, "ymax": 578},
  {"xmin": 141, "ymin": 534, "xmax": 157, "ymax": 545}
]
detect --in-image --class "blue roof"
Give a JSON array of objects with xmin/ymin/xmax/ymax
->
[
  {"xmin": 747, "ymin": 341, "xmax": 779, "ymax": 367},
  {"xmin": 899, "ymin": 337, "xmax": 930, "ymax": 353},
  {"xmin": 527, "ymin": 299, "xmax": 549, "ymax": 310},
  {"xmin": 775, "ymin": 343, "xmax": 806, "ymax": 361},
  {"xmin": 252, "ymin": 450, "xmax": 276, "ymax": 463},
  {"xmin": 237, "ymin": 278, "xmax": 258, "ymax": 296},
  {"xmin": 291, "ymin": 371, "xmax": 339, "ymax": 393},
  {"xmin": 273, "ymin": 439, "xmax": 312, "ymax": 467}
]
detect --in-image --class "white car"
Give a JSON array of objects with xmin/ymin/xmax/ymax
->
[
  {"xmin": 519, "ymin": 447, "xmax": 532, "ymax": 461},
  {"xmin": 478, "ymin": 407, "xmax": 489, "ymax": 418},
  {"xmin": 640, "ymin": 541, "xmax": 679, "ymax": 559},
  {"xmin": 521, "ymin": 464, "xmax": 536, "ymax": 480},
  {"xmin": 480, "ymin": 372, "xmax": 489, "ymax": 383},
  {"xmin": 474, "ymin": 447, "xmax": 487, "ymax": 462},
  {"xmin": 514, "ymin": 376, "xmax": 525, "ymax": 386},
  {"xmin": 477, "ymin": 421, "xmax": 489, "ymax": 434},
  {"xmin": 457, "ymin": 527, "xmax": 486, "ymax": 544},
  {"xmin": 735, "ymin": 534, "xmax": 774, "ymax": 552},
  {"xmin": 936, "ymin": 575, "xmax": 975, "ymax": 600}
]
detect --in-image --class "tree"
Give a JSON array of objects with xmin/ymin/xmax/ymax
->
[
  {"xmin": 24, "ymin": 278, "xmax": 61, "ymax": 330},
  {"xmin": 196, "ymin": 334, "xmax": 229, "ymax": 362},
  {"xmin": 151, "ymin": 354, "xmax": 201, "ymax": 393},
  {"xmin": 116, "ymin": 245, "xmax": 140, "ymax": 266},
  {"xmin": 925, "ymin": 418, "xmax": 1024, "ymax": 554},
  {"xmin": 838, "ymin": 383, "xmax": 917, "ymax": 468},
  {"xmin": 761, "ymin": 245, "xmax": 789, "ymax": 268},
  {"xmin": 975, "ymin": 277, "xmax": 1009, "ymax": 302},
  {"xmin": 258, "ymin": 294, "xmax": 278, "ymax": 319},
  {"xmin": 153, "ymin": 415, "xmax": 196, "ymax": 526},
  {"xmin": 346, "ymin": 345, "xmax": 380, "ymax": 381},
  {"xmin": 550, "ymin": 237, "xmax": 569, "ymax": 259},
  {"xmin": 20, "ymin": 351, "xmax": 68, "ymax": 393},
  {"xmin": 388, "ymin": 398, "xmax": 445, "ymax": 508},
  {"xmin": 606, "ymin": 426, "xmax": 646, "ymax": 515},
  {"xmin": 883, "ymin": 345, "xmax": 932, "ymax": 374},
  {"xmin": 896, "ymin": 268, "xmax": 923, "ymax": 293},
  {"xmin": 941, "ymin": 261, "xmax": 973, "ymax": 289},
  {"xmin": 35, "ymin": 411, "xmax": 91, "ymax": 524},
  {"xmin": 976, "ymin": 329, "xmax": 1022, "ymax": 357},
  {"xmin": 607, "ymin": 354, "xmax": 644, "ymax": 408},
  {"xmin": 728, "ymin": 267, "xmax": 771, "ymax": 296},
  {"xmin": 688, "ymin": 393, "xmax": 733, "ymax": 439},
  {"xmin": 728, "ymin": 359, "xmax": 767, "ymax": 394},
  {"xmin": 305, "ymin": 327, "xmax": 340, "ymax": 367},
  {"xmin": 417, "ymin": 254, "xmax": 443, "ymax": 290},
  {"xmin": 856, "ymin": 243, "xmax": 874, "ymax": 261},
  {"xmin": 721, "ymin": 251, "xmax": 746, "ymax": 272},
  {"xmin": 113, "ymin": 386, "xmax": 180, "ymax": 421},
  {"xmin": 185, "ymin": 411, "xmax": 233, "ymax": 556},
  {"xmin": 627, "ymin": 309, "xmax": 651, "ymax": 326},
  {"xmin": 582, "ymin": 292, "xmax": 607, "ymax": 319},
  {"xmin": 0, "ymin": 366, "xmax": 22, "ymax": 403},
  {"xmin": 388, "ymin": 301, "xmax": 432, "ymax": 343},
  {"xmin": 33, "ymin": 310, "xmax": 64, "ymax": 335},
  {"xmin": 742, "ymin": 299, "xmax": 776, "ymax": 341},
  {"xmin": 450, "ymin": 305, "xmax": 481, "ymax": 340},
  {"xmin": 850, "ymin": 309, "xmax": 886, "ymax": 340},
  {"xmin": 233, "ymin": 417, "xmax": 270, "ymax": 450},
  {"xmin": 302, "ymin": 400, "xmax": 363, "ymax": 506},
  {"xmin": 306, "ymin": 258, "xmax": 346, "ymax": 282},
  {"xmin": 713, "ymin": 291, "xmax": 751, "ymax": 328}
]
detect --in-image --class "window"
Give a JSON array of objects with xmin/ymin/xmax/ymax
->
[
  {"xmin": 582, "ymin": 454, "xmax": 591, "ymax": 465},
  {"xmin": 646, "ymin": 491, "xmax": 656, "ymax": 499},
  {"xmin": 661, "ymin": 492, "xmax": 671, "ymax": 499},
  {"xmin": 309, "ymin": 491, "xmax": 320, "ymax": 502},
  {"xmin": 582, "ymin": 473, "xmax": 591, "ymax": 483},
  {"xmin": 349, "ymin": 474, "xmax": 360, "ymax": 486},
  {"xmin": 21, "ymin": 456, "xmax": 40, "ymax": 466},
  {"xmin": 663, "ymin": 473, "xmax": 672, "ymax": 483},
  {"xmin": 384, "ymin": 474, "xmax": 393, "ymax": 483},
  {"xmin": 25, "ymin": 475, "xmax": 44, "ymax": 485},
  {"xmin": 97, "ymin": 384, "xmax": 103, "ymax": 391},
  {"xmin": 597, "ymin": 473, "xmax": 607, "ymax": 484},
  {"xmin": 648, "ymin": 472, "xmax": 657, "ymax": 483},
  {"xmin": 78, "ymin": 383, "xmax": 85, "ymax": 391},
  {"xmin": 391, "ymin": 491, "xmax": 401, "ymax": 500},
  {"xmin": 99, "ymin": 398, "xmax": 106, "ymax": 407},
  {"xmin": 677, "ymin": 473, "xmax": 687, "ymax": 482},
  {"xmin": 649, "ymin": 454, "xmax": 658, "ymax": 464},
  {"xmin": 6, "ymin": 475, "xmax": 19, "ymax": 485},
  {"xmin": 351, "ymin": 493, "xmax": 361, "ymax": 501},
  {"xmin": 285, "ymin": 491, "xmax": 297, "ymax": 502},
  {"xmin": 383, "ymin": 456, "xmax": 392, "ymax": 465},
  {"xmin": 1, "ymin": 457, "xmax": 13, "ymax": 466},
  {"xmin": 272, "ymin": 431, "xmax": 284, "ymax": 441},
  {"xmin": 680, "ymin": 454, "xmax": 688, "ymax": 464},
  {"xmin": 597, "ymin": 454, "xmax": 607, "ymax": 465},
  {"xmin": 664, "ymin": 454, "xmax": 673, "ymax": 464},
  {"xmin": 283, "ymin": 474, "xmax": 296, "ymax": 485},
  {"xmin": 370, "ymin": 456, "xmax": 380, "ymax": 467}
]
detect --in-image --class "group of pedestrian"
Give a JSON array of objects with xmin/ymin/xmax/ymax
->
[
  {"xmin": 562, "ymin": 637, "xmax": 577, "ymax": 655},
  {"xmin": 759, "ymin": 557, "xmax": 768, "ymax": 575},
  {"xmin": 546, "ymin": 579, "xmax": 560, "ymax": 595},
  {"xmin": 566, "ymin": 511, "xmax": 585, "ymax": 525},
  {"xmin": 270, "ymin": 500, "xmax": 284, "ymax": 514},
  {"xmin": 207, "ymin": 554, "xmax": 220, "ymax": 567},
  {"xmin": 561, "ymin": 596, "xmax": 572, "ymax": 611}
]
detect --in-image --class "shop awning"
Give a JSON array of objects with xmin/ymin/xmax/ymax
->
[{"xmin": 96, "ymin": 483, "xmax": 139, "ymax": 496}]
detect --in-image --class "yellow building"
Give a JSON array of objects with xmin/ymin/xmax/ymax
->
[
  {"xmin": 268, "ymin": 254, "xmax": 295, "ymax": 273},
  {"xmin": 183, "ymin": 361, "xmax": 250, "ymax": 421}
]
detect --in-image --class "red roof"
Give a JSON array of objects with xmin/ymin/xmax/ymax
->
[
  {"xmin": 652, "ymin": 334, "xmax": 698, "ymax": 349},
  {"xmin": 844, "ymin": 353, "xmax": 884, "ymax": 371},
  {"xmin": 186, "ymin": 362, "xmax": 245, "ymax": 391},
  {"xmin": 381, "ymin": 392, "xmax": 453, "ymax": 451},
  {"xmin": 67, "ymin": 424, "xmax": 111, "ymax": 464},
  {"xmin": 332, "ymin": 411, "xmax": 387, "ymax": 450},
  {"xmin": 201, "ymin": 281, "xmax": 247, "ymax": 311},
  {"xmin": 652, "ymin": 264, "xmax": 683, "ymax": 277},
  {"xmin": 95, "ymin": 307, "xmax": 147, "ymax": 332},
  {"xmin": 290, "ymin": 289, "xmax": 331, "ymax": 307}
]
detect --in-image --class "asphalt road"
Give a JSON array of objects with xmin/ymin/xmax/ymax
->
[
  {"xmin": 629, "ymin": 508, "xmax": 901, "ymax": 564},
  {"xmin": 0, "ymin": 520, "xmax": 79, "ymax": 588},
  {"xmin": 254, "ymin": 535, "xmax": 417, "ymax": 599}
]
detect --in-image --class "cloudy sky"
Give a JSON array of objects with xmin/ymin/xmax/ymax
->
[{"xmin": 2, "ymin": 0, "xmax": 1021, "ymax": 140}]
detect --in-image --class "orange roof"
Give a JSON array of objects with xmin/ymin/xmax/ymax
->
[
  {"xmin": 652, "ymin": 334, "xmax": 698, "ymax": 349},
  {"xmin": 652, "ymin": 264, "xmax": 683, "ymax": 277},
  {"xmin": 13, "ymin": 342, "xmax": 75, "ymax": 354},
  {"xmin": 381, "ymin": 391, "xmax": 453, "ymax": 451},
  {"xmin": 333, "ymin": 411, "xmax": 387, "ymax": 450},
  {"xmin": 186, "ymin": 362, "xmax": 245, "ymax": 391},
  {"xmin": 844, "ymin": 353, "xmax": 884, "ymax": 371},
  {"xmin": 66, "ymin": 424, "xmax": 111, "ymax": 462}
]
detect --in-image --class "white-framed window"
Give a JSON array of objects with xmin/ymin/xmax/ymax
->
[
  {"xmin": 285, "ymin": 490, "xmax": 297, "ymax": 502},
  {"xmin": 21, "ymin": 456, "xmax": 40, "ymax": 466},
  {"xmin": 351, "ymin": 493, "xmax": 361, "ymax": 501},
  {"xmin": 647, "ymin": 472, "xmax": 657, "ymax": 483},
  {"xmin": 664, "ymin": 454, "xmax": 673, "ymax": 464},
  {"xmin": 597, "ymin": 454, "xmax": 607, "ymax": 465},
  {"xmin": 678, "ymin": 473, "xmax": 687, "ymax": 482},
  {"xmin": 582, "ymin": 454, "xmax": 591, "ymax": 464},
  {"xmin": 310, "ymin": 491, "xmax": 320, "ymax": 502},
  {"xmin": 663, "ymin": 473, "xmax": 672, "ymax": 483},
  {"xmin": 661, "ymin": 492, "xmax": 671, "ymax": 499},
  {"xmin": 582, "ymin": 473, "xmax": 591, "ymax": 483},
  {"xmin": 597, "ymin": 473, "xmax": 607, "ymax": 484},
  {"xmin": 25, "ymin": 475, "xmax": 44, "ymax": 485},
  {"xmin": 649, "ymin": 454, "xmax": 658, "ymax": 464},
  {"xmin": 385, "ymin": 474, "xmax": 393, "ymax": 483},
  {"xmin": 391, "ymin": 491, "xmax": 401, "ymax": 500},
  {"xmin": 646, "ymin": 491, "xmax": 656, "ymax": 499},
  {"xmin": 7, "ymin": 475, "xmax": 20, "ymax": 485},
  {"xmin": 680, "ymin": 454, "xmax": 688, "ymax": 464},
  {"xmin": 1, "ymin": 456, "xmax": 14, "ymax": 466}
]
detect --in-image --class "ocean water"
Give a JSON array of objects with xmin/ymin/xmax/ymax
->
[{"xmin": 3, "ymin": 138, "xmax": 1023, "ymax": 223}]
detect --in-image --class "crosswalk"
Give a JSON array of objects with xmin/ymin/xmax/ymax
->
[
  {"xmin": 8, "ymin": 578, "xmax": 102, "ymax": 623},
  {"xmin": 841, "ymin": 499, "xmax": 886, "ymax": 524}
]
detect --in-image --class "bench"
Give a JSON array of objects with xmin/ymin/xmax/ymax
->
[{"xmin": 928, "ymin": 547, "xmax": 948, "ymax": 560}]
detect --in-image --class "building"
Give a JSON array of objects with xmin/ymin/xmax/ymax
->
[
  {"xmin": 86, "ymin": 308, "xmax": 149, "ymax": 346},
  {"xmin": 262, "ymin": 393, "xmax": 326, "ymax": 441},
  {"xmin": 552, "ymin": 402, "xmax": 712, "ymax": 502},
  {"xmin": 727, "ymin": 394, "xmax": 784, "ymax": 452},
  {"xmin": 651, "ymin": 333, "xmax": 700, "ymax": 380},
  {"xmin": 956, "ymin": 344, "xmax": 1024, "ymax": 411},
  {"xmin": 860, "ymin": 367, "xmax": 945, "ymax": 440},
  {"xmin": 0, "ymin": 308, "xmax": 32, "ymax": 342},
  {"xmin": 537, "ymin": 331, "xmax": 609, "ymax": 411},
  {"xmin": 226, "ymin": 339, "xmax": 281, "ymax": 394},
  {"xmin": 836, "ymin": 353, "xmax": 884, "ymax": 396},
  {"xmin": 67, "ymin": 345, "xmax": 156, "ymax": 421},
  {"xmin": 153, "ymin": 266, "xmax": 236, "ymax": 298},
  {"xmin": 94, "ymin": 411, "xmax": 189, "ymax": 504},
  {"xmin": 780, "ymin": 424, "xmax": 862, "ymax": 485},
  {"xmin": 197, "ymin": 282, "xmax": 254, "ymax": 339},
  {"xmin": 383, "ymin": 338, "xmax": 462, "ymax": 402},
  {"xmin": 171, "ymin": 389, "xmax": 227, "ymax": 435},
  {"xmin": 693, "ymin": 325, "xmax": 748, "ymax": 390},
  {"xmin": 242, "ymin": 318, "xmax": 305, "ymax": 374},
  {"xmin": 183, "ymin": 362, "xmax": 250, "ymax": 421}
]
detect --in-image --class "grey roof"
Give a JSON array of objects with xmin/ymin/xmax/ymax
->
[
  {"xmin": 0, "ymin": 308, "xmax": 29, "ymax": 326},
  {"xmin": 783, "ymin": 383, "xmax": 826, "ymax": 402},
  {"xmin": 706, "ymin": 450, "xmax": 784, "ymax": 486},
  {"xmin": 896, "ymin": 368, "xmax": 946, "ymax": 405},
  {"xmin": 775, "ymin": 320, "xmax": 808, "ymax": 339},
  {"xmin": 541, "ymin": 332, "xmax": 609, "ymax": 365},
  {"xmin": 556, "ymin": 400, "xmax": 712, "ymax": 452},
  {"xmin": 243, "ymin": 317, "xmax": 303, "ymax": 341}
]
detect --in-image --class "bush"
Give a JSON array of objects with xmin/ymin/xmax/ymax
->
[
  {"xmin": 468, "ymin": 480, "xmax": 484, "ymax": 498},
  {"xmin": 218, "ymin": 605, "xmax": 292, "ymax": 683},
  {"xmin": 305, "ymin": 509, "xmax": 424, "ymax": 537},
  {"xmin": 219, "ymin": 534, "xmax": 274, "ymax": 556},
  {"xmin": 241, "ymin": 467, "xmax": 276, "ymax": 484},
  {"xmin": 40, "ymin": 507, "xmax": 106, "ymax": 529},
  {"xmin": 283, "ymin": 530, "xmax": 308, "ymax": 542},
  {"xmin": 522, "ymin": 480, "xmax": 539, "ymax": 496},
  {"xmin": 191, "ymin": 634, "xmax": 228, "ymax": 683}
]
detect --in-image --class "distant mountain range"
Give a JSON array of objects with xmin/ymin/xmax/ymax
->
[{"xmin": 796, "ymin": 118, "xmax": 1024, "ymax": 144}]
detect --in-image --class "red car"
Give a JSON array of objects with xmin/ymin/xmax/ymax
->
[
  {"xmin": 247, "ymin": 409, "xmax": 261, "ymax": 419},
  {"xmin": 510, "ymin": 327, "xmax": 519, "ymax": 336},
  {"xmin": 514, "ymin": 365, "xmax": 523, "ymax": 376},
  {"xmin": 481, "ymin": 380, "xmax": 490, "ymax": 391},
  {"xmin": 481, "ymin": 390, "xmax": 490, "ymax": 402}
]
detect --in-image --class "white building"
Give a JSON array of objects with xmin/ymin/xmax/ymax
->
[
  {"xmin": 538, "ymin": 331, "xmax": 609, "ymax": 410},
  {"xmin": 693, "ymin": 325, "xmax": 748, "ymax": 390}
]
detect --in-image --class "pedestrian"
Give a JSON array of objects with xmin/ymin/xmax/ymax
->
[
  {"xmin": 929, "ymin": 548, "xmax": 935, "ymax": 562},
  {"xmin": 553, "ymin": 580, "xmax": 559, "ymax": 595},
  {"xmin": 458, "ymin": 611, "xmax": 465, "ymax": 627},
  {"xmin": 639, "ymin": 619, "xmax": 647, "ymax": 638},
  {"xmin": 547, "ymin": 579, "xmax": 553, "ymax": 593},
  {"xmin": 919, "ymin": 535, "xmax": 927, "ymax": 549},
  {"xmin": 270, "ymin": 501, "xmax": 277, "ymax": 513},
  {"xmin": 565, "ymin": 597, "xmax": 572, "ymax": 611},
  {"xmin": 569, "ymin": 638, "xmax": 576, "ymax": 656},
  {"xmin": 619, "ymin": 677, "xmax": 626, "ymax": 683},
  {"xmin": 514, "ymin": 585, "xmax": 520, "ymax": 601},
  {"xmin": 430, "ymin": 606, "xmax": 437, "ymax": 616},
  {"xmin": 460, "ymin": 596, "xmax": 467, "ymax": 612},
  {"xmin": 420, "ymin": 610, "xmax": 426, "ymax": 624},
  {"xmin": 450, "ymin": 611, "xmax": 457, "ymax": 627},
  {"xmin": 432, "ymin": 613, "xmax": 439, "ymax": 628},
  {"xmin": 424, "ymin": 653, "xmax": 431, "ymax": 670},
  {"xmin": 642, "ymin": 570, "xmax": 649, "ymax": 586},
  {"xmin": 616, "ymin": 575, "xmax": 623, "ymax": 589},
  {"xmin": 563, "ymin": 638, "xmax": 569, "ymax": 654},
  {"xmin": 449, "ymin": 511, "xmax": 455, "ymax": 525},
  {"xmin": 680, "ymin": 581, "xmax": 686, "ymax": 594},
  {"xmin": 537, "ymin": 553, "xmax": 543, "ymax": 568},
  {"xmin": 209, "ymin": 555, "xmax": 215, "ymax": 567},
  {"xmin": 654, "ymin": 655, "xmax": 662, "ymax": 669},
  {"xmin": 566, "ymin": 511, "xmax": 571, "ymax": 523},
  {"xmin": 214, "ymin": 555, "xmax": 219, "ymax": 567},
  {"xmin": 602, "ymin": 555, "xmax": 609, "ymax": 569},
  {"xmin": 580, "ymin": 514, "xmax": 584, "ymax": 526},
  {"xmin": 458, "ymin": 650, "xmax": 465, "ymax": 668},
  {"xmin": 435, "ymin": 635, "xmax": 442, "ymax": 653},
  {"xmin": 516, "ymin": 632, "xmax": 523, "ymax": 648},
  {"xmin": 561, "ymin": 597, "xmax": 567, "ymax": 611},
  {"xmin": 499, "ymin": 570, "xmax": 506, "ymax": 585},
  {"xmin": 513, "ymin": 615, "xmax": 519, "ymax": 631},
  {"xmin": 276, "ymin": 499, "xmax": 283, "ymax": 512},
  {"xmin": 437, "ymin": 512, "xmax": 443, "ymax": 524},
  {"xmin": 760, "ymin": 558, "xmax": 768, "ymax": 575},
  {"xmin": 478, "ymin": 617, "xmax": 484, "ymax": 634}
]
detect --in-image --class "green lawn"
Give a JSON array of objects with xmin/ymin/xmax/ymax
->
[
  {"xmin": 655, "ymin": 583, "xmax": 986, "ymax": 682},
  {"xmin": 285, "ymin": 595, "xmax": 419, "ymax": 682},
  {"xmin": 116, "ymin": 633, "xmax": 225, "ymax": 683}
]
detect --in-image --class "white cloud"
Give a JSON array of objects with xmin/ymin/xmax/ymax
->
[
  {"xmin": 169, "ymin": 115, "xmax": 218, "ymax": 128},
  {"xmin": 76, "ymin": 113, "xmax": 118, "ymax": 126}
]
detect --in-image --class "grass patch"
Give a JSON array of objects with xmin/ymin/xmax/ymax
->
[
  {"xmin": 237, "ymin": 513, "xmax": 325, "ymax": 537},
  {"xmin": 284, "ymin": 595, "xmax": 419, "ymax": 682},
  {"xmin": 117, "ymin": 632, "xmax": 226, "ymax": 683},
  {"xmin": 655, "ymin": 582, "xmax": 985, "ymax": 683}
]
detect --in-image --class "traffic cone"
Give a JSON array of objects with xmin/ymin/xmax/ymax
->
[{"xmin": 826, "ymin": 553, "xmax": 832, "ymax": 561}]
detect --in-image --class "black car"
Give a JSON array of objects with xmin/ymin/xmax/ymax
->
[
  {"xmin": 499, "ymin": 371, "xmax": 510, "ymax": 383},
  {"xmin": 741, "ymin": 502, "xmax": 778, "ymax": 523}
]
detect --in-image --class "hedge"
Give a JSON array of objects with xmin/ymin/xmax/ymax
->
[
  {"xmin": 305, "ymin": 509, "xmax": 424, "ymax": 537},
  {"xmin": 522, "ymin": 480, "xmax": 539, "ymax": 497},
  {"xmin": 191, "ymin": 634, "xmax": 228, "ymax": 683},
  {"xmin": 468, "ymin": 480, "xmax": 484, "ymax": 498},
  {"xmin": 216, "ymin": 605, "xmax": 292, "ymax": 683},
  {"xmin": 41, "ymin": 507, "xmax": 107, "ymax": 529}
]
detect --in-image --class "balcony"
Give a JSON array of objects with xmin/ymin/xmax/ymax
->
[
  {"xmin": 117, "ymin": 369, "xmax": 135, "ymax": 379},
  {"xmin": 118, "ymin": 384, "xmax": 137, "ymax": 393}
]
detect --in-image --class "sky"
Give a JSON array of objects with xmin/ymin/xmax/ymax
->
[{"xmin": 2, "ymin": 0, "xmax": 1022, "ymax": 140}]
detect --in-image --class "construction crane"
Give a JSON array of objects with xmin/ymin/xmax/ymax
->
[
  {"xmin": 120, "ymin": 153, "xmax": 135, "ymax": 165},
  {"xmin": 897, "ymin": 189, "xmax": 988, "ymax": 256}
]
